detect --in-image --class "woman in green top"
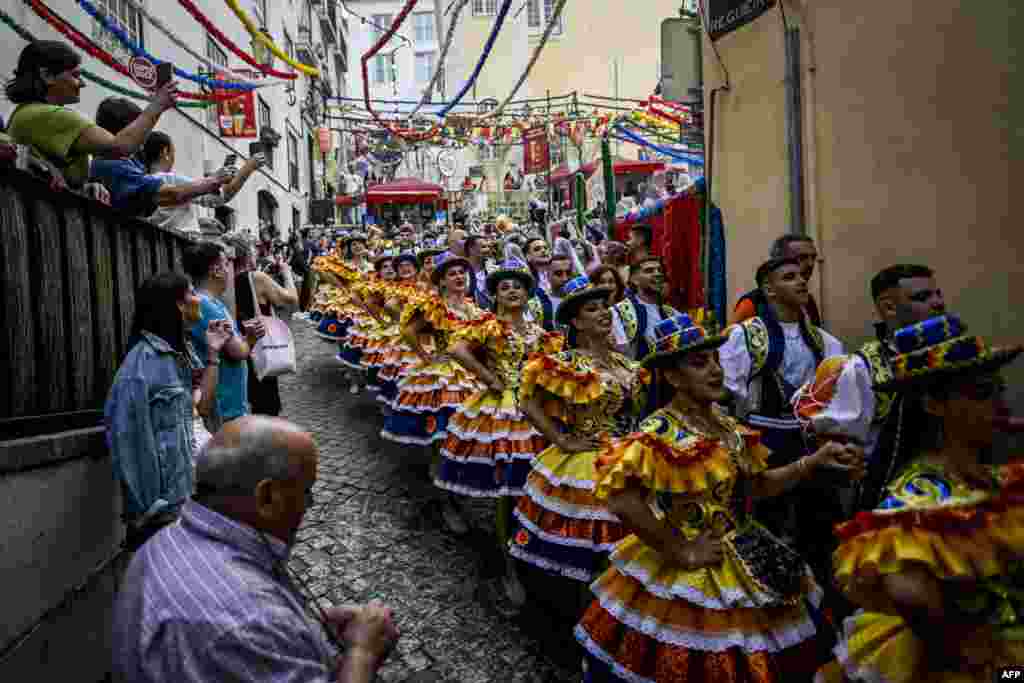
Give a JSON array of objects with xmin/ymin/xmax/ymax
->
[{"xmin": 5, "ymin": 40, "xmax": 176, "ymax": 186}]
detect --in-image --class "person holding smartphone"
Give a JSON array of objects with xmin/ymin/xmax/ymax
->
[{"xmin": 142, "ymin": 131, "xmax": 265, "ymax": 232}]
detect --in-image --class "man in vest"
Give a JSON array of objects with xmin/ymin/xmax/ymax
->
[
  {"xmin": 795, "ymin": 264, "xmax": 946, "ymax": 513},
  {"xmin": 464, "ymin": 234, "xmax": 495, "ymax": 310},
  {"xmin": 719, "ymin": 256, "xmax": 844, "ymax": 593},
  {"xmin": 611, "ymin": 256, "xmax": 679, "ymax": 361},
  {"xmin": 524, "ymin": 236, "xmax": 557, "ymax": 331},
  {"xmin": 731, "ymin": 234, "xmax": 824, "ymax": 327}
]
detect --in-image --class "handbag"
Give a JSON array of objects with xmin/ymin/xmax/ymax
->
[{"xmin": 248, "ymin": 272, "xmax": 297, "ymax": 381}]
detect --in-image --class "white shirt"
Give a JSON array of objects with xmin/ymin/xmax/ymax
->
[
  {"xmin": 720, "ymin": 321, "xmax": 844, "ymax": 420},
  {"xmin": 610, "ymin": 300, "xmax": 669, "ymax": 360},
  {"xmin": 147, "ymin": 172, "xmax": 225, "ymax": 232},
  {"xmin": 792, "ymin": 354, "xmax": 878, "ymax": 452}
]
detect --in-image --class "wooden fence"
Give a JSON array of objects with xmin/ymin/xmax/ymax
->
[{"xmin": 0, "ymin": 168, "xmax": 198, "ymax": 441}]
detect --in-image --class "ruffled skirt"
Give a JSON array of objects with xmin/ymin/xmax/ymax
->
[
  {"xmin": 434, "ymin": 388, "xmax": 547, "ymax": 497},
  {"xmin": 381, "ymin": 358, "xmax": 483, "ymax": 446},
  {"xmin": 509, "ymin": 446, "xmax": 626, "ymax": 582},
  {"xmin": 576, "ymin": 534, "xmax": 829, "ymax": 683}
]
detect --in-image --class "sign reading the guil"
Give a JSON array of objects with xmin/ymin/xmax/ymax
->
[{"xmin": 706, "ymin": 0, "xmax": 776, "ymax": 40}]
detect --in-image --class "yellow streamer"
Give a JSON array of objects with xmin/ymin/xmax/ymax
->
[{"xmin": 222, "ymin": 0, "xmax": 320, "ymax": 77}]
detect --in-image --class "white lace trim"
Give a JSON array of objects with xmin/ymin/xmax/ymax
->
[
  {"xmin": 592, "ymin": 591, "xmax": 819, "ymax": 653},
  {"xmin": 508, "ymin": 544, "xmax": 594, "ymax": 582},
  {"xmin": 433, "ymin": 478, "xmax": 523, "ymax": 498},
  {"xmin": 379, "ymin": 429, "xmax": 445, "ymax": 447},
  {"xmin": 575, "ymin": 627, "xmax": 655, "ymax": 683},
  {"xmin": 608, "ymin": 556, "xmax": 823, "ymax": 610},
  {"xmin": 445, "ymin": 422, "xmax": 540, "ymax": 443},
  {"xmin": 458, "ymin": 403, "xmax": 527, "ymax": 421},
  {"xmin": 438, "ymin": 448, "xmax": 537, "ymax": 465},
  {"xmin": 529, "ymin": 459, "xmax": 598, "ymax": 490},
  {"xmin": 521, "ymin": 480, "xmax": 620, "ymax": 522},
  {"xmin": 394, "ymin": 380, "xmax": 478, "ymax": 394},
  {"xmin": 390, "ymin": 401, "xmax": 464, "ymax": 413},
  {"xmin": 513, "ymin": 508, "xmax": 622, "ymax": 550}
]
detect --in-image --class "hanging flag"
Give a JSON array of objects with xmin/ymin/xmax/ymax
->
[{"xmin": 523, "ymin": 126, "xmax": 551, "ymax": 175}]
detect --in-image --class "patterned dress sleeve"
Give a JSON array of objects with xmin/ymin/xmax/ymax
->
[{"xmin": 449, "ymin": 314, "xmax": 503, "ymax": 350}]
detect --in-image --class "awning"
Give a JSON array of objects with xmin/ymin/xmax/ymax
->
[
  {"xmin": 549, "ymin": 158, "xmax": 665, "ymax": 185},
  {"xmin": 365, "ymin": 178, "xmax": 443, "ymax": 205},
  {"xmin": 334, "ymin": 194, "xmax": 364, "ymax": 206}
]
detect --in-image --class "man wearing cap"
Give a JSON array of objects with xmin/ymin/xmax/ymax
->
[
  {"xmin": 610, "ymin": 256, "xmax": 679, "ymax": 362},
  {"xmin": 718, "ymin": 256, "xmax": 843, "ymax": 590}
]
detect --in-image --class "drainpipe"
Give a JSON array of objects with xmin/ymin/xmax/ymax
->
[{"xmin": 783, "ymin": 23, "xmax": 805, "ymax": 235}]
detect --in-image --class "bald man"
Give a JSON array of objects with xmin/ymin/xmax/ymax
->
[{"xmin": 113, "ymin": 417, "xmax": 399, "ymax": 683}]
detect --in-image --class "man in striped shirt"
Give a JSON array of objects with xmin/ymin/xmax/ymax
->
[{"xmin": 112, "ymin": 416, "xmax": 399, "ymax": 683}]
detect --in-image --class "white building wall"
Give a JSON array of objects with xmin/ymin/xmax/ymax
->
[{"xmin": 1, "ymin": 0, "xmax": 351, "ymax": 239}]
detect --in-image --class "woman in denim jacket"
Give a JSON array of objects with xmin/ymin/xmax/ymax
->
[{"xmin": 105, "ymin": 272, "xmax": 232, "ymax": 550}]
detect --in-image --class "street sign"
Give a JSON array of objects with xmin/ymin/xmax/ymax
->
[
  {"xmin": 706, "ymin": 0, "xmax": 777, "ymax": 41},
  {"xmin": 660, "ymin": 17, "xmax": 702, "ymax": 103},
  {"xmin": 128, "ymin": 56, "xmax": 158, "ymax": 90}
]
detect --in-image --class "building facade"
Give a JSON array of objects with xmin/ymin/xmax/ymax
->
[{"xmin": 1, "ymin": 0, "xmax": 351, "ymax": 239}]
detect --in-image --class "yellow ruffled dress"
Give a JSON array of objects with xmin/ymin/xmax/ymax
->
[
  {"xmin": 576, "ymin": 408, "xmax": 830, "ymax": 683},
  {"xmin": 816, "ymin": 458, "xmax": 1024, "ymax": 683},
  {"xmin": 508, "ymin": 350, "xmax": 649, "ymax": 582},
  {"xmin": 380, "ymin": 294, "xmax": 485, "ymax": 446},
  {"xmin": 373, "ymin": 281, "xmax": 431, "ymax": 404},
  {"xmin": 435, "ymin": 316, "xmax": 564, "ymax": 497}
]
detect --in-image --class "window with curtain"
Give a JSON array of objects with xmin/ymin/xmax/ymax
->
[
  {"xmin": 472, "ymin": 0, "xmax": 497, "ymax": 16},
  {"xmin": 372, "ymin": 56, "xmax": 392, "ymax": 84},
  {"xmin": 415, "ymin": 53, "xmax": 435, "ymax": 83},
  {"xmin": 413, "ymin": 13, "xmax": 434, "ymax": 42},
  {"xmin": 93, "ymin": 0, "xmax": 144, "ymax": 57}
]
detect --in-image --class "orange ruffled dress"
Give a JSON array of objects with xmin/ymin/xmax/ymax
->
[
  {"xmin": 816, "ymin": 457, "xmax": 1024, "ymax": 683},
  {"xmin": 380, "ymin": 294, "xmax": 485, "ymax": 446},
  {"xmin": 508, "ymin": 350, "xmax": 649, "ymax": 582},
  {"xmin": 435, "ymin": 316, "xmax": 563, "ymax": 497},
  {"xmin": 576, "ymin": 408, "xmax": 830, "ymax": 683}
]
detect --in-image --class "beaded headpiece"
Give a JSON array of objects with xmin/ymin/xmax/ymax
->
[
  {"xmin": 641, "ymin": 313, "xmax": 728, "ymax": 368},
  {"xmin": 485, "ymin": 257, "xmax": 535, "ymax": 295},
  {"xmin": 555, "ymin": 276, "xmax": 614, "ymax": 325}
]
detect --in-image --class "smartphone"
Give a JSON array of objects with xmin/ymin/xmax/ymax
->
[
  {"xmin": 248, "ymin": 142, "xmax": 263, "ymax": 157},
  {"xmin": 156, "ymin": 62, "xmax": 173, "ymax": 87},
  {"xmin": 224, "ymin": 154, "xmax": 237, "ymax": 167}
]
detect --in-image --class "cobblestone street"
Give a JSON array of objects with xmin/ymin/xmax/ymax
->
[{"xmin": 278, "ymin": 320, "xmax": 581, "ymax": 683}]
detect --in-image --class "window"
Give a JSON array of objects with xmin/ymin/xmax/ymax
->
[
  {"xmin": 257, "ymin": 97, "xmax": 274, "ymax": 170},
  {"xmin": 206, "ymin": 37, "xmax": 228, "ymax": 129},
  {"xmin": 93, "ymin": 0, "xmax": 144, "ymax": 56},
  {"xmin": 255, "ymin": 0, "xmax": 269, "ymax": 26},
  {"xmin": 528, "ymin": 0, "xmax": 563, "ymax": 34},
  {"xmin": 372, "ymin": 55, "xmax": 393, "ymax": 84},
  {"xmin": 415, "ymin": 53, "xmax": 435, "ymax": 83},
  {"xmin": 413, "ymin": 13, "xmax": 434, "ymax": 43},
  {"xmin": 287, "ymin": 130, "xmax": 299, "ymax": 190},
  {"xmin": 472, "ymin": 0, "xmax": 498, "ymax": 16},
  {"xmin": 308, "ymin": 134, "xmax": 319, "ymax": 200}
]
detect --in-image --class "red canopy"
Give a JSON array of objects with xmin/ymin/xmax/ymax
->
[
  {"xmin": 334, "ymin": 194, "xmax": 364, "ymax": 206},
  {"xmin": 549, "ymin": 157, "xmax": 665, "ymax": 185},
  {"xmin": 365, "ymin": 178, "xmax": 443, "ymax": 205}
]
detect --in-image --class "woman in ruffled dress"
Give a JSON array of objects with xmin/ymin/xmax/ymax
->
[
  {"xmin": 381, "ymin": 252, "xmax": 484, "ymax": 458},
  {"xmin": 509, "ymin": 276, "xmax": 649, "ymax": 593},
  {"xmin": 804, "ymin": 314, "xmax": 1024, "ymax": 683},
  {"xmin": 576, "ymin": 313, "xmax": 865, "ymax": 683},
  {"xmin": 347, "ymin": 253, "xmax": 399, "ymax": 388},
  {"xmin": 372, "ymin": 253, "xmax": 429, "ymax": 407},
  {"xmin": 438, "ymin": 258, "xmax": 564, "ymax": 605}
]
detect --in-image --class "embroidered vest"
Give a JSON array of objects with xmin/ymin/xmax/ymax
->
[
  {"xmin": 529, "ymin": 289, "xmax": 555, "ymax": 332},
  {"xmin": 856, "ymin": 340, "xmax": 896, "ymax": 424},
  {"xmin": 614, "ymin": 294, "xmax": 676, "ymax": 361},
  {"xmin": 739, "ymin": 316, "xmax": 825, "ymax": 419}
]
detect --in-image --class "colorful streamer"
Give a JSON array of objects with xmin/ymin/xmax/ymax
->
[
  {"xmin": 222, "ymin": 0, "xmax": 321, "ymax": 77},
  {"xmin": 405, "ymin": 0, "xmax": 470, "ymax": 120},
  {"xmin": 25, "ymin": 0, "xmax": 220, "ymax": 101},
  {"xmin": 175, "ymin": 0, "xmax": 297, "ymax": 80},
  {"xmin": 0, "ymin": 7, "xmax": 204, "ymax": 108},
  {"xmin": 77, "ymin": 0, "xmax": 254, "ymax": 90},
  {"xmin": 435, "ymin": 0, "xmax": 513, "ymax": 118}
]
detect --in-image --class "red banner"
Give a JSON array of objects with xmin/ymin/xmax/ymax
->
[
  {"xmin": 523, "ymin": 126, "xmax": 550, "ymax": 175},
  {"xmin": 216, "ymin": 71, "xmax": 257, "ymax": 138}
]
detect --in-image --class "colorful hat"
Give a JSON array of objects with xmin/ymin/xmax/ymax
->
[
  {"xmin": 392, "ymin": 251, "xmax": 419, "ymax": 270},
  {"xmin": 876, "ymin": 314, "xmax": 1022, "ymax": 390},
  {"xmin": 417, "ymin": 247, "xmax": 445, "ymax": 267},
  {"xmin": 641, "ymin": 313, "xmax": 728, "ymax": 368},
  {"xmin": 346, "ymin": 231, "xmax": 368, "ymax": 244},
  {"xmin": 555, "ymin": 276, "xmax": 614, "ymax": 325},
  {"xmin": 486, "ymin": 257, "xmax": 535, "ymax": 295},
  {"xmin": 373, "ymin": 250, "xmax": 397, "ymax": 269},
  {"xmin": 431, "ymin": 251, "xmax": 473, "ymax": 285}
]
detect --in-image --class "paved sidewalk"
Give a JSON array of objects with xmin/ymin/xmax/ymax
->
[{"xmin": 279, "ymin": 320, "xmax": 581, "ymax": 683}]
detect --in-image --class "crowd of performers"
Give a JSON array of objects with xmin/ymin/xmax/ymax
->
[{"xmin": 303, "ymin": 222, "xmax": 1022, "ymax": 683}]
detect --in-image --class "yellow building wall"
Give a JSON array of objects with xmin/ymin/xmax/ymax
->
[{"xmin": 706, "ymin": 0, "xmax": 1020, "ymax": 393}]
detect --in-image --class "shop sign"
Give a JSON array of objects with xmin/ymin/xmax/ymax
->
[
  {"xmin": 706, "ymin": 0, "xmax": 776, "ymax": 41},
  {"xmin": 523, "ymin": 126, "xmax": 551, "ymax": 175},
  {"xmin": 216, "ymin": 71, "xmax": 258, "ymax": 138}
]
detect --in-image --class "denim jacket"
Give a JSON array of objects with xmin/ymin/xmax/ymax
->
[{"xmin": 105, "ymin": 332, "xmax": 198, "ymax": 525}]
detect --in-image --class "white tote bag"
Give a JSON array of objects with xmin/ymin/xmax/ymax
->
[{"xmin": 248, "ymin": 272, "xmax": 297, "ymax": 381}]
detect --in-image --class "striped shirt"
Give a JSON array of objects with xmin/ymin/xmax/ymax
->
[{"xmin": 112, "ymin": 501, "xmax": 337, "ymax": 682}]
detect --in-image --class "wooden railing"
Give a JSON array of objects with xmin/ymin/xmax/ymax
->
[{"xmin": 0, "ymin": 168, "xmax": 198, "ymax": 440}]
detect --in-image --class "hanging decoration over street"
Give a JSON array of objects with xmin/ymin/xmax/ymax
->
[
  {"xmin": 435, "ymin": 0, "xmax": 513, "ymax": 118},
  {"xmin": 405, "ymin": 0, "xmax": 471, "ymax": 121},
  {"xmin": 221, "ymin": 0, "xmax": 321, "ymax": 76}
]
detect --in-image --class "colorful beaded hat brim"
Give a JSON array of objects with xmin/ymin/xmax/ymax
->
[
  {"xmin": 640, "ymin": 333, "xmax": 729, "ymax": 369},
  {"xmin": 486, "ymin": 268, "xmax": 535, "ymax": 295},
  {"xmin": 555, "ymin": 286, "xmax": 615, "ymax": 325},
  {"xmin": 431, "ymin": 256, "xmax": 473, "ymax": 284},
  {"xmin": 876, "ymin": 340, "xmax": 1022, "ymax": 391}
]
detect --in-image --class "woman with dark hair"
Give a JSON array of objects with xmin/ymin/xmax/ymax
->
[
  {"xmin": 105, "ymin": 272, "xmax": 232, "ymax": 550},
  {"xmin": 509, "ymin": 277, "xmax": 648, "ymax": 600},
  {"xmin": 587, "ymin": 265, "xmax": 626, "ymax": 305},
  {"xmin": 575, "ymin": 312, "xmax": 864, "ymax": 683},
  {"xmin": 143, "ymin": 131, "xmax": 265, "ymax": 232},
  {"xmin": 439, "ymin": 258, "xmax": 563, "ymax": 606},
  {"xmin": 6, "ymin": 41, "xmax": 176, "ymax": 186}
]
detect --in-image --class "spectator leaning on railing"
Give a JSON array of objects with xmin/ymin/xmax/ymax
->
[
  {"xmin": 90, "ymin": 98, "xmax": 228, "ymax": 217},
  {"xmin": 143, "ymin": 131, "xmax": 266, "ymax": 233},
  {"xmin": 5, "ymin": 40, "xmax": 176, "ymax": 188}
]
